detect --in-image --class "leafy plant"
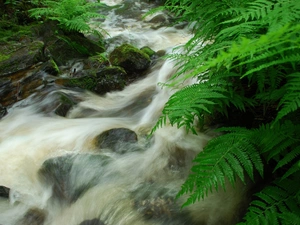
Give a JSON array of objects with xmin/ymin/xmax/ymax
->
[
  {"xmin": 149, "ymin": 0, "xmax": 300, "ymax": 224},
  {"xmin": 28, "ymin": 0, "xmax": 107, "ymax": 34}
]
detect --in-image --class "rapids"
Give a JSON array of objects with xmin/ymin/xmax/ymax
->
[{"xmin": 0, "ymin": 1, "xmax": 251, "ymax": 224}]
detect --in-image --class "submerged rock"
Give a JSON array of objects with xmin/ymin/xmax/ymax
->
[
  {"xmin": 19, "ymin": 208, "xmax": 46, "ymax": 225},
  {"xmin": 131, "ymin": 183, "xmax": 193, "ymax": 225},
  {"xmin": 96, "ymin": 128, "xmax": 140, "ymax": 154},
  {"xmin": 79, "ymin": 218, "xmax": 106, "ymax": 225},
  {"xmin": 17, "ymin": 207, "xmax": 47, "ymax": 225},
  {"xmin": 38, "ymin": 153, "xmax": 111, "ymax": 204}
]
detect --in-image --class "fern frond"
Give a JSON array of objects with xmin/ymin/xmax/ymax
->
[
  {"xmin": 238, "ymin": 178, "xmax": 300, "ymax": 225},
  {"xmin": 275, "ymin": 73, "xmax": 300, "ymax": 123},
  {"xmin": 151, "ymin": 81, "xmax": 229, "ymax": 134},
  {"xmin": 29, "ymin": 0, "xmax": 106, "ymax": 33},
  {"xmin": 177, "ymin": 127, "xmax": 263, "ymax": 207},
  {"xmin": 274, "ymin": 146, "xmax": 300, "ymax": 173}
]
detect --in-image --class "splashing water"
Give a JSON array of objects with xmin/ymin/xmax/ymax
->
[{"xmin": 0, "ymin": 1, "xmax": 251, "ymax": 225}]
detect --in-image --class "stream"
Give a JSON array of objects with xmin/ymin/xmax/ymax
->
[{"xmin": 0, "ymin": 1, "xmax": 250, "ymax": 224}]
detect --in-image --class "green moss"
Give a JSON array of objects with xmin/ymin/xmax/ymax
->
[
  {"xmin": 0, "ymin": 53, "xmax": 10, "ymax": 62},
  {"xmin": 140, "ymin": 46, "xmax": 156, "ymax": 58},
  {"xmin": 68, "ymin": 76, "xmax": 97, "ymax": 90}
]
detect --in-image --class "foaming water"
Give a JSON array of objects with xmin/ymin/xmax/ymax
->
[
  {"xmin": 93, "ymin": 0, "xmax": 193, "ymax": 52},
  {"xmin": 0, "ymin": 1, "xmax": 251, "ymax": 225}
]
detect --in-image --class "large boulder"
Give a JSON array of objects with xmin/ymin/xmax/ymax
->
[
  {"xmin": 33, "ymin": 21, "xmax": 105, "ymax": 66},
  {"xmin": 109, "ymin": 44, "xmax": 151, "ymax": 75},
  {"xmin": 0, "ymin": 41, "xmax": 44, "ymax": 76}
]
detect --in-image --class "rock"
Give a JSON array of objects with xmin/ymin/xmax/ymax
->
[
  {"xmin": 53, "ymin": 92, "xmax": 78, "ymax": 117},
  {"xmin": 17, "ymin": 207, "xmax": 47, "ymax": 225},
  {"xmin": 109, "ymin": 44, "xmax": 151, "ymax": 75},
  {"xmin": 39, "ymin": 59, "xmax": 59, "ymax": 76},
  {"xmin": 38, "ymin": 153, "xmax": 111, "ymax": 204},
  {"xmin": 140, "ymin": 46, "xmax": 156, "ymax": 59},
  {"xmin": 94, "ymin": 66, "xmax": 127, "ymax": 95},
  {"xmin": 0, "ymin": 185, "xmax": 9, "ymax": 198},
  {"xmin": 0, "ymin": 77, "xmax": 16, "ymax": 106},
  {"xmin": 55, "ymin": 76, "xmax": 97, "ymax": 91},
  {"xmin": 148, "ymin": 14, "xmax": 167, "ymax": 24},
  {"xmin": 0, "ymin": 41, "xmax": 45, "ymax": 76},
  {"xmin": 0, "ymin": 104, "xmax": 7, "ymax": 119},
  {"xmin": 18, "ymin": 71, "xmax": 45, "ymax": 100},
  {"xmin": 96, "ymin": 128, "xmax": 139, "ymax": 154},
  {"xmin": 33, "ymin": 21, "xmax": 105, "ymax": 67},
  {"xmin": 131, "ymin": 183, "xmax": 193, "ymax": 224},
  {"xmin": 79, "ymin": 218, "xmax": 106, "ymax": 225}
]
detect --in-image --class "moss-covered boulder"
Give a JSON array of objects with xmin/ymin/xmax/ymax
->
[
  {"xmin": 0, "ymin": 41, "xmax": 44, "ymax": 76},
  {"xmin": 94, "ymin": 66, "xmax": 127, "ymax": 95},
  {"xmin": 140, "ymin": 46, "xmax": 156, "ymax": 58},
  {"xmin": 109, "ymin": 44, "xmax": 151, "ymax": 75},
  {"xmin": 55, "ymin": 76, "xmax": 97, "ymax": 91},
  {"xmin": 31, "ymin": 21, "xmax": 105, "ymax": 66}
]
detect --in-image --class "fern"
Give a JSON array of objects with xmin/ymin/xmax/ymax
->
[
  {"xmin": 275, "ymin": 73, "xmax": 300, "ymax": 123},
  {"xmin": 149, "ymin": 0, "xmax": 300, "ymax": 223},
  {"xmin": 177, "ymin": 126, "xmax": 263, "ymax": 207},
  {"xmin": 28, "ymin": 0, "xmax": 106, "ymax": 34},
  {"xmin": 238, "ymin": 178, "xmax": 300, "ymax": 225}
]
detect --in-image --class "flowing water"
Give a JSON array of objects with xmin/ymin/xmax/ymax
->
[{"xmin": 0, "ymin": 1, "xmax": 251, "ymax": 224}]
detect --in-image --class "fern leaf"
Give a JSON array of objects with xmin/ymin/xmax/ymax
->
[
  {"xmin": 274, "ymin": 146, "xmax": 300, "ymax": 172},
  {"xmin": 238, "ymin": 178, "xmax": 300, "ymax": 225},
  {"xmin": 275, "ymin": 72, "xmax": 300, "ymax": 123},
  {"xmin": 281, "ymin": 162, "xmax": 300, "ymax": 180},
  {"xmin": 152, "ymin": 82, "xmax": 229, "ymax": 134},
  {"xmin": 177, "ymin": 127, "xmax": 263, "ymax": 207}
]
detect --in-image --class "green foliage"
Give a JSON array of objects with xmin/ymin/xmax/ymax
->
[
  {"xmin": 28, "ymin": 0, "xmax": 106, "ymax": 34},
  {"xmin": 150, "ymin": 0, "xmax": 300, "ymax": 224}
]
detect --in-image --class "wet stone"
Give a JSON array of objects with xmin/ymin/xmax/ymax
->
[
  {"xmin": 0, "ymin": 104, "xmax": 7, "ymax": 119},
  {"xmin": 94, "ymin": 66, "xmax": 127, "ymax": 95},
  {"xmin": 38, "ymin": 154, "xmax": 111, "ymax": 204},
  {"xmin": 109, "ymin": 44, "xmax": 151, "ymax": 75},
  {"xmin": 79, "ymin": 218, "xmax": 106, "ymax": 225},
  {"xmin": 96, "ymin": 128, "xmax": 140, "ymax": 154},
  {"xmin": 131, "ymin": 183, "xmax": 193, "ymax": 225},
  {"xmin": 0, "ymin": 186, "xmax": 9, "ymax": 198},
  {"xmin": 17, "ymin": 207, "xmax": 47, "ymax": 225}
]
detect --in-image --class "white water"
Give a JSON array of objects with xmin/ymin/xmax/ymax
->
[{"xmin": 0, "ymin": 1, "xmax": 251, "ymax": 225}]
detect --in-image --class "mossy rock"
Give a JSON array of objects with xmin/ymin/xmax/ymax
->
[
  {"xmin": 0, "ymin": 41, "xmax": 45, "ymax": 76},
  {"xmin": 94, "ymin": 66, "xmax": 127, "ymax": 95},
  {"xmin": 109, "ymin": 44, "xmax": 151, "ymax": 75},
  {"xmin": 140, "ymin": 46, "xmax": 156, "ymax": 58},
  {"xmin": 35, "ymin": 21, "xmax": 105, "ymax": 66},
  {"xmin": 55, "ymin": 76, "xmax": 97, "ymax": 91}
]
